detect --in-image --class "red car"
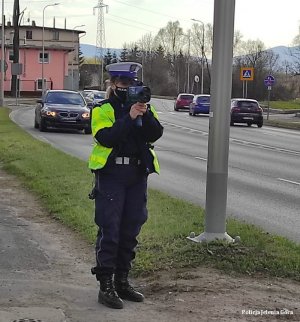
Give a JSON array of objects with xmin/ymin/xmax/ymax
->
[{"xmin": 174, "ymin": 93, "xmax": 194, "ymax": 111}]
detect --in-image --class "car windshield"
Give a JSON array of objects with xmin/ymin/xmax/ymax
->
[
  {"xmin": 82, "ymin": 91, "xmax": 91, "ymax": 97},
  {"xmin": 94, "ymin": 94, "xmax": 104, "ymax": 99},
  {"xmin": 46, "ymin": 92, "xmax": 85, "ymax": 106},
  {"xmin": 196, "ymin": 96, "xmax": 210, "ymax": 103},
  {"xmin": 180, "ymin": 95, "xmax": 194, "ymax": 100},
  {"xmin": 238, "ymin": 101, "xmax": 258, "ymax": 108}
]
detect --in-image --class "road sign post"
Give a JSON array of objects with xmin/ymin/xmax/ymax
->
[
  {"xmin": 194, "ymin": 75, "xmax": 199, "ymax": 93},
  {"xmin": 240, "ymin": 67, "xmax": 254, "ymax": 98},
  {"xmin": 264, "ymin": 75, "xmax": 275, "ymax": 120}
]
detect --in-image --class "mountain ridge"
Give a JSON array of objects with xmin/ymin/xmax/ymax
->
[
  {"xmin": 80, "ymin": 43, "xmax": 298, "ymax": 67},
  {"xmin": 80, "ymin": 44, "xmax": 122, "ymax": 58}
]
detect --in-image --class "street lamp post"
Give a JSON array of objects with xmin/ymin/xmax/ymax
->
[
  {"xmin": 191, "ymin": 18, "xmax": 205, "ymax": 94},
  {"xmin": 0, "ymin": 0, "xmax": 5, "ymax": 106},
  {"xmin": 186, "ymin": 30, "xmax": 191, "ymax": 93},
  {"xmin": 71, "ymin": 24, "xmax": 85, "ymax": 90},
  {"xmin": 42, "ymin": 3, "xmax": 59, "ymax": 96}
]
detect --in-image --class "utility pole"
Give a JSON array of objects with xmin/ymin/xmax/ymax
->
[
  {"xmin": 11, "ymin": 0, "xmax": 19, "ymax": 98},
  {"xmin": 188, "ymin": 0, "xmax": 238, "ymax": 244},
  {"xmin": 93, "ymin": 0, "xmax": 108, "ymax": 90},
  {"xmin": 72, "ymin": 25, "xmax": 85, "ymax": 90},
  {"xmin": 0, "ymin": 0, "xmax": 5, "ymax": 106}
]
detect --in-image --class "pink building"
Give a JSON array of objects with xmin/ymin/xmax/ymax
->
[{"xmin": 0, "ymin": 21, "xmax": 85, "ymax": 95}]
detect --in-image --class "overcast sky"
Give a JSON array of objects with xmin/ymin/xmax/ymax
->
[{"xmin": 4, "ymin": 0, "xmax": 300, "ymax": 49}]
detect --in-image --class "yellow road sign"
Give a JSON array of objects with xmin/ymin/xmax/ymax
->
[{"xmin": 240, "ymin": 67, "xmax": 254, "ymax": 81}]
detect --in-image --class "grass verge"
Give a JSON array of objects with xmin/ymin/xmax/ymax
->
[
  {"xmin": 264, "ymin": 118, "xmax": 300, "ymax": 130},
  {"xmin": 1, "ymin": 107, "xmax": 300, "ymax": 281},
  {"xmin": 260, "ymin": 100, "xmax": 300, "ymax": 111}
]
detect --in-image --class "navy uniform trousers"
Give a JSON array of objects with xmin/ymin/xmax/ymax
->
[{"xmin": 93, "ymin": 163, "xmax": 148, "ymax": 278}]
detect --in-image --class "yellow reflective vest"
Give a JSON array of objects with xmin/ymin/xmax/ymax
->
[{"xmin": 88, "ymin": 102, "xmax": 160, "ymax": 174}]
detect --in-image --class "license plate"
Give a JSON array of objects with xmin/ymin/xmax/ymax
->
[
  {"xmin": 61, "ymin": 119, "xmax": 76, "ymax": 123},
  {"xmin": 243, "ymin": 117, "xmax": 253, "ymax": 120}
]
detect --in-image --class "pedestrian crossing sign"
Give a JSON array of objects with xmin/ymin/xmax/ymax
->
[{"xmin": 240, "ymin": 67, "xmax": 254, "ymax": 81}]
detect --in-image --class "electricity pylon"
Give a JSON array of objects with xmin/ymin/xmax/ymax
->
[{"xmin": 93, "ymin": 0, "xmax": 108, "ymax": 89}]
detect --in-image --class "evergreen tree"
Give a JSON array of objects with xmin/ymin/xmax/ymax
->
[
  {"xmin": 78, "ymin": 47, "xmax": 85, "ymax": 66},
  {"xmin": 111, "ymin": 51, "xmax": 118, "ymax": 63},
  {"xmin": 127, "ymin": 45, "xmax": 141, "ymax": 63},
  {"xmin": 104, "ymin": 49, "xmax": 113, "ymax": 66},
  {"xmin": 120, "ymin": 47, "xmax": 128, "ymax": 61}
]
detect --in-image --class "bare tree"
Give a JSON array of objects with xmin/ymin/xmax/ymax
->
[
  {"xmin": 155, "ymin": 21, "xmax": 184, "ymax": 60},
  {"xmin": 288, "ymin": 25, "xmax": 300, "ymax": 74},
  {"xmin": 137, "ymin": 33, "xmax": 156, "ymax": 84},
  {"xmin": 232, "ymin": 30, "xmax": 243, "ymax": 56},
  {"xmin": 264, "ymin": 50, "xmax": 280, "ymax": 74},
  {"xmin": 154, "ymin": 21, "xmax": 185, "ymax": 92},
  {"xmin": 138, "ymin": 33, "xmax": 155, "ymax": 54},
  {"xmin": 237, "ymin": 39, "xmax": 265, "ymax": 66}
]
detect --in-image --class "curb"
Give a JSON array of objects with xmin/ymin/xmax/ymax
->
[{"xmin": 261, "ymin": 107, "xmax": 300, "ymax": 115}]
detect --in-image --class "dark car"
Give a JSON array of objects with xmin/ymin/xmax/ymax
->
[
  {"xmin": 189, "ymin": 94, "xmax": 210, "ymax": 116},
  {"xmin": 230, "ymin": 98, "xmax": 263, "ymax": 127},
  {"xmin": 174, "ymin": 93, "xmax": 194, "ymax": 111},
  {"xmin": 34, "ymin": 90, "xmax": 92, "ymax": 134}
]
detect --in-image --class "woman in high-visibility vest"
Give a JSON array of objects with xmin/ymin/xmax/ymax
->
[{"xmin": 89, "ymin": 62, "xmax": 163, "ymax": 309}]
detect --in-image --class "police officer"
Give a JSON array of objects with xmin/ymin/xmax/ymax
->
[{"xmin": 89, "ymin": 62, "xmax": 163, "ymax": 309}]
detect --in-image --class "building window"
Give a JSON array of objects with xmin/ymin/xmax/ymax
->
[
  {"xmin": 26, "ymin": 30, "xmax": 32, "ymax": 39},
  {"xmin": 39, "ymin": 52, "xmax": 49, "ymax": 63},
  {"xmin": 53, "ymin": 31, "xmax": 59, "ymax": 40},
  {"xmin": 36, "ymin": 79, "xmax": 46, "ymax": 91},
  {"xmin": 9, "ymin": 50, "xmax": 14, "ymax": 61}
]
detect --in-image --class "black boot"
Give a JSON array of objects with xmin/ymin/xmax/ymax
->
[
  {"xmin": 115, "ymin": 271, "xmax": 144, "ymax": 302},
  {"xmin": 98, "ymin": 275, "xmax": 124, "ymax": 309}
]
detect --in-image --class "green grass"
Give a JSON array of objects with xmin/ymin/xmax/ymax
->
[
  {"xmin": 1, "ymin": 107, "xmax": 300, "ymax": 281},
  {"xmin": 260, "ymin": 100, "xmax": 300, "ymax": 111},
  {"xmin": 264, "ymin": 118, "xmax": 300, "ymax": 130}
]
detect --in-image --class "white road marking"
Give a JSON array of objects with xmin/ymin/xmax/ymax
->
[
  {"xmin": 277, "ymin": 178, "xmax": 300, "ymax": 186},
  {"xmin": 230, "ymin": 138, "xmax": 300, "ymax": 156},
  {"xmin": 160, "ymin": 121, "xmax": 208, "ymax": 136},
  {"xmin": 195, "ymin": 156, "xmax": 207, "ymax": 161},
  {"xmin": 261, "ymin": 131, "xmax": 276, "ymax": 136}
]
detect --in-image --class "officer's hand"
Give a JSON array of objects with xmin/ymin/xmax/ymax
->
[{"xmin": 129, "ymin": 102, "xmax": 147, "ymax": 120}]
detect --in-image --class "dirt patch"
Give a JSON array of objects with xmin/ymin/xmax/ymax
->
[{"xmin": 0, "ymin": 167, "xmax": 299, "ymax": 322}]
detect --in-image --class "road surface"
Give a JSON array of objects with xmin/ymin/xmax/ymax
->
[{"xmin": 9, "ymin": 99, "xmax": 300, "ymax": 243}]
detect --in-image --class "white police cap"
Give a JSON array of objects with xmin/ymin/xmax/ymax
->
[{"xmin": 106, "ymin": 62, "xmax": 142, "ymax": 79}]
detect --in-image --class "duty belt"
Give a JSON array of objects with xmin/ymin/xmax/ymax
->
[{"xmin": 115, "ymin": 157, "xmax": 141, "ymax": 166}]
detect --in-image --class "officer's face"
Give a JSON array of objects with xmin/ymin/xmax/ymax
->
[
  {"xmin": 112, "ymin": 81, "xmax": 128, "ymax": 90},
  {"xmin": 111, "ymin": 77, "xmax": 133, "ymax": 90},
  {"xmin": 111, "ymin": 79, "xmax": 132, "ymax": 102}
]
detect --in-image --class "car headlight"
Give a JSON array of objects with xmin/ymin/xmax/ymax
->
[
  {"xmin": 42, "ymin": 108, "xmax": 56, "ymax": 117},
  {"xmin": 82, "ymin": 112, "xmax": 90, "ymax": 119},
  {"xmin": 46, "ymin": 111, "xmax": 56, "ymax": 117}
]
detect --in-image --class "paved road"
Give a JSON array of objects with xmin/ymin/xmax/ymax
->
[{"xmin": 9, "ymin": 99, "xmax": 300, "ymax": 243}]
